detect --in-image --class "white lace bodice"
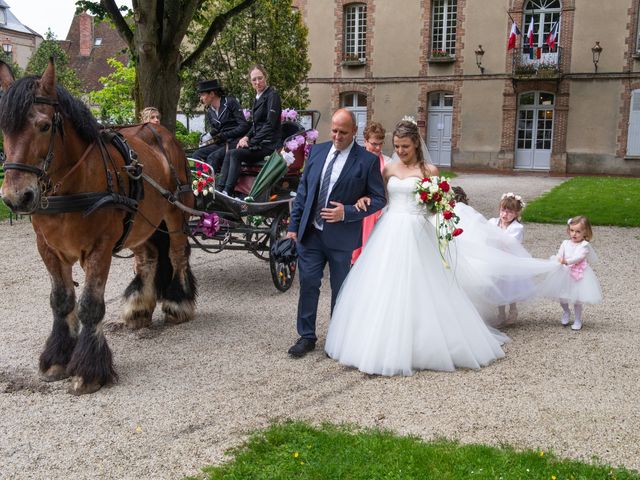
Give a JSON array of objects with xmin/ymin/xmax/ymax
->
[{"xmin": 386, "ymin": 176, "xmax": 427, "ymax": 216}]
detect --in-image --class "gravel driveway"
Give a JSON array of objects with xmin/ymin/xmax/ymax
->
[{"xmin": 1, "ymin": 173, "xmax": 639, "ymax": 479}]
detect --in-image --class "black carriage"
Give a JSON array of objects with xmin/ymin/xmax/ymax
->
[{"xmin": 187, "ymin": 110, "xmax": 320, "ymax": 292}]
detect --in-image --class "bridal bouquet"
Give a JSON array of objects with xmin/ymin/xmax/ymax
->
[{"xmin": 414, "ymin": 176, "xmax": 463, "ymax": 266}]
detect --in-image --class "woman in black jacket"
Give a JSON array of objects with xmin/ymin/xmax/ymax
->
[
  {"xmin": 217, "ymin": 64, "xmax": 282, "ymax": 195},
  {"xmin": 192, "ymin": 79, "xmax": 250, "ymax": 172}
]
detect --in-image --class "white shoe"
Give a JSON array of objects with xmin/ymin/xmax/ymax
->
[
  {"xmin": 561, "ymin": 312, "xmax": 570, "ymax": 326},
  {"xmin": 571, "ymin": 319, "xmax": 582, "ymax": 330}
]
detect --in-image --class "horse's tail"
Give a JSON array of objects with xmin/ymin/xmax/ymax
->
[
  {"xmin": 150, "ymin": 222, "xmax": 197, "ymax": 303},
  {"xmin": 150, "ymin": 222, "xmax": 173, "ymax": 300}
]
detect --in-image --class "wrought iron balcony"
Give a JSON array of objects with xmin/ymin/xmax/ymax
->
[{"xmin": 512, "ymin": 46, "xmax": 563, "ymax": 79}]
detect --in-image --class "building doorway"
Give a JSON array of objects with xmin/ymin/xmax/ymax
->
[
  {"xmin": 340, "ymin": 92, "xmax": 367, "ymax": 144},
  {"xmin": 515, "ymin": 91, "xmax": 554, "ymax": 170},
  {"xmin": 627, "ymin": 89, "xmax": 640, "ymax": 157},
  {"xmin": 427, "ymin": 91, "xmax": 453, "ymax": 166}
]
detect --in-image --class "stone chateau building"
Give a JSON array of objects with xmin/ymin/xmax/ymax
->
[
  {"xmin": 292, "ymin": 0, "xmax": 640, "ymax": 175},
  {"xmin": 0, "ymin": 0, "xmax": 41, "ymax": 69}
]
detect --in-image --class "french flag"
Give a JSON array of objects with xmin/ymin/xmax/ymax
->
[
  {"xmin": 527, "ymin": 17, "xmax": 535, "ymax": 48},
  {"xmin": 546, "ymin": 20, "xmax": 559, "ymax": 50},
  {"xmin": 507, "ymin": 21, "xmax": 520, "ymax": 50}
]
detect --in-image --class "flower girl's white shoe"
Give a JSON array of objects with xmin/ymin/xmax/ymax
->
[
  {"xmin": 571, "ymin": 319, "xmax": 582, "ymax": 330},
  {"xmin": 561, "ymin": 312, "xmax": 570, "ymax": 326}
]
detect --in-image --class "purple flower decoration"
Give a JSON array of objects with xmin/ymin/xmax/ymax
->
[
  {"xmin": 197, "ymin": 212, "xmax": 220, "ymax": 238},
  {"xmin": 242, "ymin": 109, "xmax": 251, "ymax": 121},
  {"xmin": 306, "ymin": 129, "xmax": 319, "ymax": 141},
  {"xmin": 281, "ymin": 108, "xmax": 298, "ymax": 122},
  {"xmin": 285, "ymin": 139, "xmax": 299, "ymax": 151}
]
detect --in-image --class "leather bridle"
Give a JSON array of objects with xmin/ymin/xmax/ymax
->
[{"xmin": 2, "ymin": 96, "xmax": 64, "ymax": 189}]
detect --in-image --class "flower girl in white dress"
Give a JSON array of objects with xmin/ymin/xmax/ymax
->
[
  {"xmin": 488, "ymin": 193, "xmax": 527, "ymax": 325},
  {"xmin": 539, "ymin": 216, "xmax": 602, "ymax": 330},
  {"xmin": 324, "ymin": 121, "xmax": 508, "ymax": 376}
]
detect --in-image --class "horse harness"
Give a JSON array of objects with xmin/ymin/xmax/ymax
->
[{"xmin": 1, "ymin": 95, "xmax": 191, "ymax": 253}]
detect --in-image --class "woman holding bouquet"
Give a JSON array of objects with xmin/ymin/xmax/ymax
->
[{"xmin": 325, "ymin": 120, "xmax": 508, "ymax": 376}]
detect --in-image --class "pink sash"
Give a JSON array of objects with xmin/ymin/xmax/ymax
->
[{"xmin": 569, "ymin": 259, "xmax": 587, "ymax": 281}]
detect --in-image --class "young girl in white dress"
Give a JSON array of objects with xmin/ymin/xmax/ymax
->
[
  {"xmin": 324, "ymin": 120, "xmax": 508, "ymax": 376},
  {"xmin": 540, "ymin": 216, "xmax": 602, "ymax": 330},
  {"xmin": 488, "ymin": 193, "xmax": 526, "ymax": 325}
]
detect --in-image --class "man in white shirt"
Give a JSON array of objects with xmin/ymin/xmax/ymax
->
[{"xmin": 286, "ymin": 109, "xmax": 387, "ymax": 357}]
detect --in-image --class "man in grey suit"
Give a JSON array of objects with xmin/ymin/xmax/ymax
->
[{"xmin": 286, "ymin": 109, "xmax": 387, "ymax": 357}]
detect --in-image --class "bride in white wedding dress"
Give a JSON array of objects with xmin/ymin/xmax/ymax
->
[{"xmin": 325, "ymin": 120, "xmax": 509, "ymax": 376}]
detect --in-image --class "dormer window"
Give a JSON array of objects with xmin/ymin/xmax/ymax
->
[
  {"xmin": 94, "ymin": 38, "xmax": 103, "ymax": 46},
  {"xmin": 0, "ymin": 8, "xmax": 7, "ymax": 25}
]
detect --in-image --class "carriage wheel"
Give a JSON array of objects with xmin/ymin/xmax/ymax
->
[
  {"xmin": 248, "ymin": 223, "xmax": 271, "ymax": 261},
  {"xmin": 269, "ymin": 210, "xmax": 296, "ymax": 292}
]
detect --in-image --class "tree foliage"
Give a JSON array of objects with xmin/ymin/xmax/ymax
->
[
  {"xmin": 180, "ymin": 0, "xmax": 310, "ymax": 115},
  {"xmin": 73, "ymin": 0, "xmax": 260, "ymax": 132},
  {"xmin": 25, "ymin": 30, "xmax": 81, "ymax": 96},
  {"xmin": 0, "ymin": 52, "xmax": 23, "ymax": 80},
  {"xmin": 88, "ymin": 58, "xmax": 136, "ymax": 124}
]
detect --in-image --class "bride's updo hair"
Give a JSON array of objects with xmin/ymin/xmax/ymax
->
[{"xmin": 393, "ymin": 120, "xmax": 429, "ymax": 177}]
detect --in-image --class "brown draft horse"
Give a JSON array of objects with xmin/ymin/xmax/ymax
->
[{"xmin": 0, "ymin": 60, "xmax": 197, "ymax": 395}]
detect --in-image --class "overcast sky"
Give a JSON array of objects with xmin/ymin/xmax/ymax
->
[{"xmin": 9, "ymin": 0, "xmax": 131, "ymax": 40}]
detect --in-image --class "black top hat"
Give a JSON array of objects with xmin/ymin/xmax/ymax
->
[
  {"xmin": 270, "ymin": 237, "xmax": 298, "ymax": 264},
  {"xmin": 197, "ymin": 79, "xmax": 221, "ymax": 93}
]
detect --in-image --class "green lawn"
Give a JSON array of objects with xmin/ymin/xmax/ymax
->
[
  {"xmin": 522, "ymin": 176, "xmax": 640, "ymax": 227},
  {"xmin": 187, "ymin": 422, "xmax": 639, "ymax": 480}
]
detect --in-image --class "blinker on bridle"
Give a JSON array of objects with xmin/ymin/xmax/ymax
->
[{"xmin": 2, "ymin": 95, "xmax": 64, "ymax": 181}]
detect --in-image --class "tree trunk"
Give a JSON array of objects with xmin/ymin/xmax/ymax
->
[
  {"xmin": 136, "ymin": 52, "xmax": 182, "ymax": 133},
  {"xmin": 100, "ymin": 0, "xmax": 259, "ymax": 133}
]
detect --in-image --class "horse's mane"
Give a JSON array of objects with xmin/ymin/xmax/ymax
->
[{"xmin": 0, "ymin": 75, "xmax": 101, "ymax": 144}]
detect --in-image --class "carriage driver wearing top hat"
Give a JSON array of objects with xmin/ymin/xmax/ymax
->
[{"xmin": 192, "ymin": 79, "xmax": 250, "ymax": 173}]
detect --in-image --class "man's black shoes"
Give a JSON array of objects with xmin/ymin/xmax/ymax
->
[{"xmin": 288, "ymin": 337, "xmax": 316, "ymax": 358}]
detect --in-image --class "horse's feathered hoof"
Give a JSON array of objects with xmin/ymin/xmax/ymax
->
[
  {"xmin": 68, "ymin": 376, "xmax": 103, "ymax": 395},
  {"xmin": 41, "ymin": 364, "xmax": 69, "ymax": 382},
  {"xmin": 162, "ymin": 300, "xmax": 195, "ymax": 325},
  {"xmin": 122, "ymin": 310, "xmax": 153, "ymax": 330}
]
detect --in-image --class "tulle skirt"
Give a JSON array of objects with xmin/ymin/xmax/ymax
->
[
  {"xmin": 325, "ymin": 209, "xmax": 508, "ymax": 376},
  {"xmin": 445, "ymin": 204, "xmax": 561, "ymax": 320},
  {"xmin": 537, "ymin": 262, "xmax": 603, "ymax": 304}
]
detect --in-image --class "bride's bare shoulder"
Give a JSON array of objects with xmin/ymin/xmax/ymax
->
[{"xmin": 383, "ymin": 163, "xmax": 397, "ymax": 180}]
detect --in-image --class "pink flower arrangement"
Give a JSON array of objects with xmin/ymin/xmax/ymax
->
[
  {"xmin": 281, "ymin": 108, "xmax": 298, "ymax": 122},
  {"xmin": 281, "ymin": 129, "xmax": 319, "ymax": 166}
]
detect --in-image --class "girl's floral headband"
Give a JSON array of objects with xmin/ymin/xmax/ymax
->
[
  {"xmin": 500, "ymin": 192, "xmax": 526, "ymax": 209},
  {"xmin": 402, "ymin": 115, "xmax": 417, "ymax": 125}
]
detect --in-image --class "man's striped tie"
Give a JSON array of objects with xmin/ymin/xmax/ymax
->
[{"xmin": 314, "ymin": 149, "xmax": 341, "ymax": 226}]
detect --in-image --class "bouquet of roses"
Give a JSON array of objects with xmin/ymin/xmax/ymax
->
[
  {"xmin": 192, "ymin": 162, "xmax": 215, "ymax": 196},
  {"xmin": 414, "ymin": 176, "xmax": 463, "ymax": 266}
]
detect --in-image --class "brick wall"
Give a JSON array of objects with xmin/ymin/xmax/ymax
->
[{"xmin": 78, "ymin": 13, "xmax": 93, "ymax": 57}]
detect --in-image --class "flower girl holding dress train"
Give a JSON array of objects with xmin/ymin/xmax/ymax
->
[
  {"xmin": 540, "ymin": 215, "xmax": 603, "ymax": 330},
  {"xmin": 488, "ymin": 193, "xmax": 527, "ymax": 325}
]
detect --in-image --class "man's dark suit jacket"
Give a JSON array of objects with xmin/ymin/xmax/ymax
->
[
  {"xmin": 289, "ymin": 140, "xmax": 387, "ymax": 252},
  {"xmin": 205, "ymin": 96, "xmax": 249, "ymax": 143}
]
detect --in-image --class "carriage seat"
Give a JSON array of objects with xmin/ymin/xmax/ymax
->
[{"xmin": 239, "ymin": 120, "xmax": 305, "ymax": 176}]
